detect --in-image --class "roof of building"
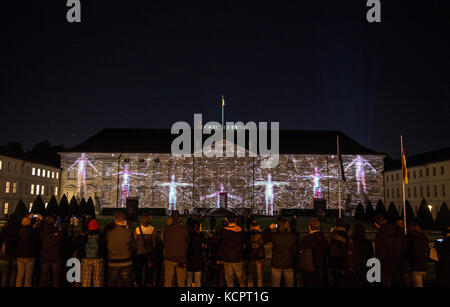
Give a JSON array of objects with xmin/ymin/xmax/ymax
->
[
  {"xmin": 0, "ymin": 152, "xmax": 61, "ymax": 169},
  {"xmin": 385, "ymin": 146, "xmax": 450, "ymax": 171},
  {"xmin": 64, "ymin": 128, "xmax": 383, "ymax": 156}
]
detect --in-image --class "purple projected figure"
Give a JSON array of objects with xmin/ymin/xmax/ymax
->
[
  {"xmin": 254, "ymin": 174, "xmax": 287, "ymax": 216},
  {"xmin": 67, "ymin": 153, "xmax": 98, "ymax": 195},
  {"xmin": 112, "ymin": 164, "xmax": 149, "ymax": 207},
  {"xmin": 158, "ymin": 175, "xmax": 192, "ymax": 211},
  {"xmin": 200, "ymin": 183, "xmax": 242, "ymax": 208},
  {"xmin": 344, "ymin": 155, "xmax": 376, "ymax": 194},
  {"xmin": 302, "ymin": 167, "xmax": 335, "ymax": 198}
]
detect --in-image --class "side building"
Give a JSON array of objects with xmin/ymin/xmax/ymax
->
[
  {"xmin": 0, "ymin": 154, "xmax": 61, "ymax": 219},
  {"xmin": 384, "ymin": 146, "xmax": 450, "ymax": 218}
]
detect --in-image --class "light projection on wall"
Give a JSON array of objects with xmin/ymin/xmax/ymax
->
[
  {"xmin": 302, "ymin": 167, "xmax": 336, "ymax": 198},
  {"xmin": 200, "ymin": 183, "xmax": 243, "ymax": 208},
  {"xmin": 60, "ymin": 152, "xmax": 384, "ymax": 214},
  {"xmin": 253, "ymin": 174, "xmax": 288, "ymax": 216},
  {"xmin": 67, "ymin": 153, "xmax": 98, "ymax": 196},
  {"xmin": 344, "ymin": 155, "xmax": 376, "ymax": 195},
  {"xmin": 157, "ymin": 175, "xmax": 192, "ymax": 211}
]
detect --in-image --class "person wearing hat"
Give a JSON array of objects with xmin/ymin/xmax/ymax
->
[{"xmin": 80, "ymin": 219, "xmax": 105, "ymax": 287}]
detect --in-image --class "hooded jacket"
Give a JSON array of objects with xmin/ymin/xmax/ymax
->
[
  {"xmin": 163, "ymin": 221, "xmax": 190, "ymax": 264},
  {"xmin": 263, "ymin": 228, "xmax": 298, "ymax": 269},
  {"xmin": 217, "ymin": 224, "xmax": 245, "ymax": 263}
]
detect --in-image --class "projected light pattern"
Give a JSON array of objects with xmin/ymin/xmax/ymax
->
[
  {"xmin": 200, "ymin": 183, "xmax": 243, "ymax": 208},
  {"xmin": 157, "ymin": 175, "xmax": 193, "ymax": 211},
  {"xmin": 60, "ymin": 152, "xmax": 384, "ymax": 214},
  {"xmin": 67, "ymin": 153, "xmax": 98, "ymax": 196}
]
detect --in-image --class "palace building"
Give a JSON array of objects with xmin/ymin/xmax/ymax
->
[{"xmin": 59, "ymin": 128, "xmax": 385, "ymax": 215}]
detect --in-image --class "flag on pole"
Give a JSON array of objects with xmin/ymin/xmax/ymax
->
[
  {"xmin": 401, "ymin": 141, "xmax": 408, "ymax": 184},
  {"xmin": 337, "ymin": 135, "xmax": 347, "ymax": 182},
  {"xmin": 222, "ymin": 96, "xmax": 225, "ymax": 107}
]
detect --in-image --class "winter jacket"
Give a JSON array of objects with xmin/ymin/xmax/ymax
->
[
  {"xmin": 16, "ymin": 226, "xmax": 39, "ymax": 258},
  {"xmin": 217, "ymin": 224, "xmax": 246, "ymax": 263},
  {"xmin": 329, "ymin": 227, "xmax": 348, "ymax": 259},
  {"xmin": 245, "ymin": 229, "xmax": 266, "ymax": 261},
  {"xmin": 40, "ymin": 224, "xmax": 64, "ymax": 263},
  {"xmin": 106, "ymin": 224, "xmax": 136, "ymax": 266},
  {"xmin": 0, "ymin": 220, "xmax": 18, "ymax": 256},
  {"xmin": 163, "ymin": 221, "xmax": 190, "ymax": 264},
  {"xmin": 298, "ymin": 230, "xmax": 329, "ymax": 273},
  {"xmin": 263, "ymin": 228, "xmax": 298, "ymax": 269},
  {"xmin": 187, "ymin": 230, "xmax": 205, "ymax": 272},
  {"xmin": 406, "ymin": 230, "xmax": 429, "ymax": 272},
  {"xmin": 375, "ymin": 224, "xmax": 406, "ymax": 278}
]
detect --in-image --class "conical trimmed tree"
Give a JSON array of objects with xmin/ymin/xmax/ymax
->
[
  {"xmin": 86, "ymin": 197, "xmax": 96, "ymax": 219},
  {"xmin": 436, "ymin": 202, "xmax": 450, "ymax": 230},
  {"xmin": 46, "ymin": 196, "xmax": 59, "ymax": 216},
  {"xmin": 375, "ymin": 199, "xmax": 387, "ymax": 218},
  {"xmin": 365, "ymin": 200, "xmax": 375, "ymax": 221},
  {"xmin": 401, "ymin": 200, "xmax": 416, "ymax": 224},
  {"xmin": 417, "ymin": 198, "xmax": 434, "ymax": 230},
  {"xmin": 68, "ymin": 196, "xmax": 79, "ymax": 217},
  {"xmin": 387, "ymin": 202, "xmax": 400, "ymax": 224},
  {"xmin": 31, "ymin": 195, "xmax": 46, "ymax": 216},
  {"xmin": 12, "ymin": 200, "xmax": 29, "ymax": 219},
  {"xmin": 58, "ymin": 194, "xmax": 69, "ymax": 219},
  {"xmin": 354, "ymin": 202, "xmax": 365, "ymax": 221},
  {"xmin": 79, "ymin": 198, "xmax": 87, "ymax": 216}
]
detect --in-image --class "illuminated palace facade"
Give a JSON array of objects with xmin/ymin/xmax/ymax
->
[{"xmin": 59, "ymin": 129, "xmax": 385, "ymax": 215}]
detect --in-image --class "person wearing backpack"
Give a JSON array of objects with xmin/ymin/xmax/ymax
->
[
  {"xmin": 133, "ymin": 214, "xmax": 156, "ymax": 287},
  {"xmin": 80, "ymin": 219, "xmax": 105, "ymax": 287},
  {"xmin": 245, "ymin": 219, "xmax": 265, "ymax": 287},
  {"xmin": 297, "ymin": 218, "xmax": 329, "ymax": 287}
]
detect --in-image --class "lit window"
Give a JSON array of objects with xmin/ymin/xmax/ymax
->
[
  {"xmin": 45, "ymin": 203, "xmax": 48, "ymax": 208},
  {"xmin": 31, "ymin": 184, "xmax": 35, "ymax": 195},
  {"xmin": 32, "ymin": 167, "xmax": 36, "ymax": 175},
  {"xmin": 12, "ymin": 182, "xmax": 17, "ymax": 194},
  {"xmin": 0, "ymin": 160, "xmax": 2, "ymax": 170},
  {"xmin": 42, "ymin": 170, "xmax": 46, "ymax": 177},
  {"xmin": 29, "ymin": 203, "xmax": 33, "ymax": 211},
  {"xmin": 52, "ymin": 172, "xmax": 55, "ymax": 178},
  {"xmin": 5, "ymin": 181, "xmax": 10, "ymax": 193},
  {"xmin": 56, "ymin": 173, "xmax": 59, "ymax": 179},
  {"xmin": 37, "ymin": 169, "xmax": 41, "ymax": 176},
  {"xmin": 36, "ymin": 184, "xmax": 40, "ymax": 195},
  {"xmin": 41, "ymin": 185, "xmax": 45, "ymax": 195},
  {"xmin": 4, "ymin": 203, "xmax": 8, "ymax": 215},
  {"xmin": 47, "ymin": 171, "xmax": 50, "ymax": 178},
  {"xmin": 55, "ymin": 187, "xmax": 58, "ymax": 196}
]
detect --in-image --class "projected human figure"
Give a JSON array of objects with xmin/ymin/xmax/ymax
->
[
  {"xmin": 158, "ymin": 175, "xmax": 192, "ymax": 211},
  {"xmin": 113, "ymin": 164, "xmax": 149, "ymax": 207},
  {"xmin": 254, "ymin": 174, "xmax": 287, "ymax": 216},
  {"xmin": 67, "ymin": 153, "xmax": 98, "ymax": 195},
  {"xmin": 344, "ymin": 155, "xmax": 376, "ymax": 194},
  {"xmin": 302, "ymin": 167, "xmax": 335, "ymax": 198},
  {"xmin": 200, "ymin": 183, "xmax": 243, "ymax": 208}
]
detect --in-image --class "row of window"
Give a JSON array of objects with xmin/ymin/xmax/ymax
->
[
  {"xmin": 386, "ymin": 165, "xmax": 445, "ymax": 182},
  {"xmin": 4, "ymin": 181, "xmax": 58, "ymax": 197},
  {"xmin": 3, "ymin": 202, "xmax": 51, "ymax": 215},
  {"xmin": 31, "ymin": 167, "xmax": 59, "ymax": 179},
  {"xmin": 387, "ymin": 184, "xmax": 446, "ymax": 199}
]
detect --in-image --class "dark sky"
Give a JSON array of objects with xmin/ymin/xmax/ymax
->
[{"xmin": 1, "ymin": 0, "xmax": 449, "ymax": 158}]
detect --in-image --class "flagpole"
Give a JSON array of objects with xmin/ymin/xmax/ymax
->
[
  {"xmin": 337, "ymin": 135, "xmax": 341, "ymax": 219},
  {"xmin": 221, "ymin": 95, "xmax": 224, "ymax": 130},
  {"xmin": 401, "ymin": 135, "xmax": 407, "ymax": 235}
]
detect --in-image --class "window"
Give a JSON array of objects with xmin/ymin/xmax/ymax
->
[
  {"xmin": 37, "ymin": 168, "xmax": 41, "ymax": 176},
  {"xmin": 407, "ymin": 172, "xmax": 410, "ymax": 180},
  {"xmin": 441, "ymin": 166, "xmax": 445, "ymax": 175},
  {"xmin": 420, "ymin": 186, "xmax": 423, "ymax": 197},
  {"xmin": 29, "ymin": 203, "xmax": 33, "ymax": 211},
  {"xmin": 0, "ymin": 160, "xmax": 2, "ymax": 170},
  {"xmin": 5, "ymin": 181, "xmax": 10, "ymax": 193},
  {"xmin": 56, "ymin": 173, "xmax": 59, "ymax": 179},
  {"xmin": 55, "ymin": 187, "xmax": 58, "ymax": 196},
  {"xmin": 4, "ymin": 203, "xmax": 8, "ymax": 215},
  {"xmin": 396, "ymin": 174, "xmax": 399, "ymax": 181},
  {"xmin": 47, "ymin": 171, "xmax": 50, "ymax": 178},
  {"xmin": 52, "ymin": 171, "xmax": 55, "ymax": 178},
  {"xmin": 419, "ymin": 170, "xmax": 423, "ymax": 177},
  {"xmin": 413, "ymin": 170, "xmax": 416, "ymax": 178},
  {"xmin": 391, "ymin": 174, "xmax": 394, "ymax": 181},
  {"xmin": 392, "ymin": 189, "xmax": 395, "ymax": 198},
  {"xmin": 434, "ymin": 185, "xmax": 438, "ymax": 197},
  {"xmin": 407, "ymin": 188, "xmax": 411, "ymax": 198},
  {"xmin": 41, "ymin": 185, "xmax": 45, "ymax": 195},
  {"xmin": 426, "ymin": 186, "xmax": 430, "ymax": 197},
  {"xmin": 433, "ymin": 167, "xmax": 436, "ymax": 176},
  {"xmin": 396, "ymin": 188, "xmax": 400, "ymax": 198},
  {"xmin": 443, "ymin": 185, "xmax": 446, "ymax": 197},
  {"xmin": 32, "ymin": 167, "xmax": 36, "ymax": 175},
  {"xmin": 414, "ymin": 187, "xmax": 417, "ymax": 197},
  {"xmin": 31, "ymin": 184, "xmax": 35, "ymax": 195},
  {"xmin": 42, "ymin": 170, "xmax": 46, "ymax": 177},
  {"xmin": 387, "ymin": 189, "xmax": 390, "ymax": 198},
  {"xmin": 36, "ymin": 184, "xmax": 40, "ymax": 195},
  {"xmin": 12, "ymin": 182, "xmax": 17, "ymax": 194},
  {"xmin": 386, "ymin": 176, "xmax": 389, "ymax": 182},
  {"xmin": 426, "ymin": 168, "xmax": 429, "ymax": 177}
]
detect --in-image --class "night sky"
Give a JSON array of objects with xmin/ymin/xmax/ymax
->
[{"xmin": 1, "ymin": 0, "xmax": 449, "ymax": 158}]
